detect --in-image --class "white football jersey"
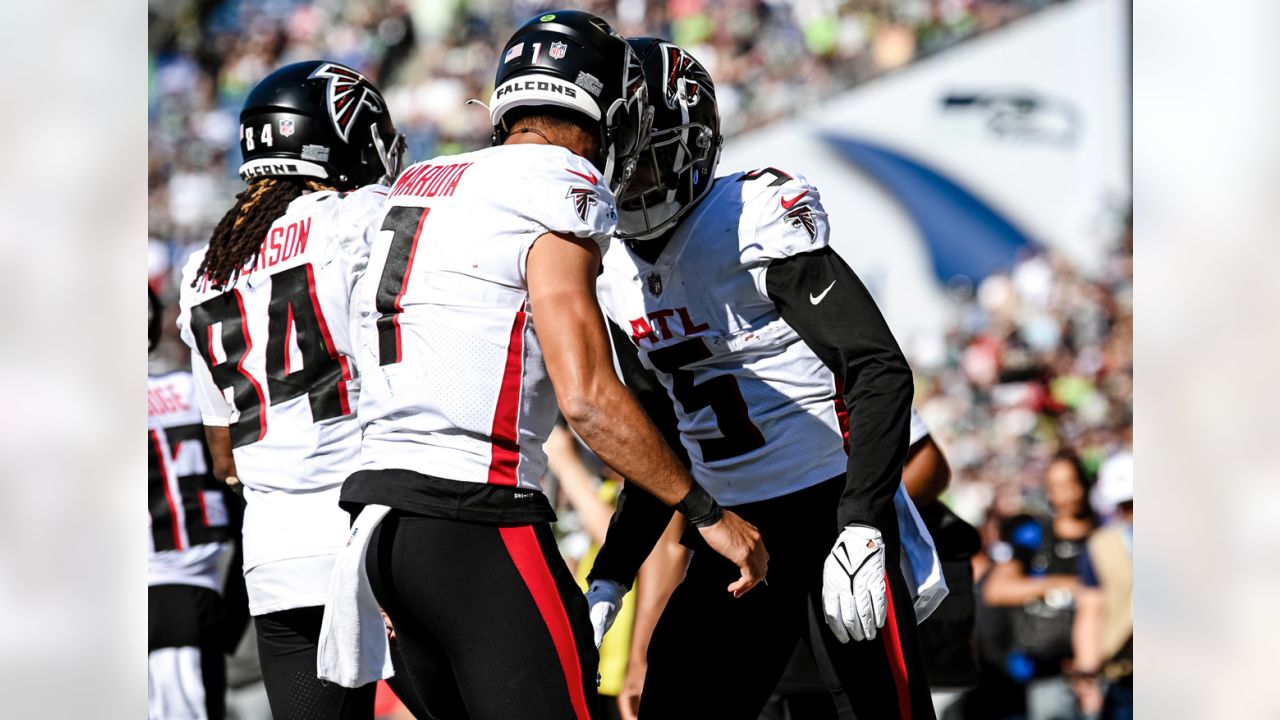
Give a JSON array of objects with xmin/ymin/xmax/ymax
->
[
  {"xmin": 599, "ymin": 168, "xmax": 848, "ymax": 506},
  {"xmin": 354, "ymin": 144, "xmax": 615, "ymax": 492},
  {"xmin": 148, "ymin": 371, "xmax": 231, "ymax": 592},
  {"xmin": 177, "ymin": 184, "xmax": 386, "ymax": 613}
]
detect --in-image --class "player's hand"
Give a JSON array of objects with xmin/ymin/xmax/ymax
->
[
  {"xmin": 617, "ymin": 657, "xmax": 646, "ymax": 720},
  {"xmin": 585, "ymin": 579, "xmax": 626, "ymax": 647},
  {"xmin": 380, "ymin": 607, "xmax": 396, "ymax": 642},
  {"xmin": 822, "ymin": 524, "xmax": 888, "ymax": 642},
  {"xmin": 696, "ymin": 510, "xmax": 768, "ymax": 597}
]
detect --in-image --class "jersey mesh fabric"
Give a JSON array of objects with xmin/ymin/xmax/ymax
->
[{"xmin": 355, "ymin": 144, "xmax": 615, "ymax": 493}]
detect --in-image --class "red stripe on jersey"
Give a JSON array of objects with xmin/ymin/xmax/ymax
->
[
  {"xmin": 832, "ymin": 374, "xmax": 850, "ymax": 455},
  {"xmin": 283, "ymin": 304, "xmax": 296, "ymax": 377},
  {"xmin": 232, "ymin": 290, "xmax": 269, "ymax": 442},
  {"xmin": 150, "ymin": 430, "xmax": 185, "ymax": 550},
  {"xmin": 487, "ymin": 309, "xmax": 526, "ymax": 486},
  {"xmin": 498, "ymin": 525, "xmax": 592, "ymax": 720},
  {"xmin": 305, "ymin": 264, "xmax": 353, "ymax": 416},
  {"xmin": 882, "ymin": 570, "xmax": 912, "ymax": 720},
  {"xmin": 198, "ymin": 490, "xmax": 211, "ymax": 528},
  {"xmin": 391, "ymin": 208, "xmax": 430, "ymax": 364}
]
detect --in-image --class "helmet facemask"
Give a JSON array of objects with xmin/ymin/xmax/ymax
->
[
  {"xmin": 370, "ymin": 122, "xmax": 408, "ymax": 186},
  {"xmin": 616, "ymin": 38, "xmax": 722, "ymax": 241},
  {"xmin": 600, "ymin": 50, "xmax": 653, "ymax": 196}
]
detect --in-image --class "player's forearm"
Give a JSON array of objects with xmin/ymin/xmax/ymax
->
[
  {"xmin": 837, "ymin": 361, "xmax": 913, "ymax": 530},
  {"xmin": 627, "ymin": 515, "xmax": 687, "ymax": 666},
  {"xmin": 203, "ymin": 425, "xmax": 237, "ymax": 483},
  {"xmin": 903, "ymin": 436, "xmax": 951, "ymax": 504},
  {"xmin": 559, "ymin": 380, "xmax": 694, "ymax": 507},
  {"xmin": 588, "ymin": 481, "xmax": 675, "ymax": 588},
  {"xmin": 765, "ymin": 247, "xmax": 913, "ymax": 530}
]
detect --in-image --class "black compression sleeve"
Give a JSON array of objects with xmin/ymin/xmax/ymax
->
[
  {"xmin": 764, "ymin": 246, "xmax": 913, "ymax": 533},
  {"xmin": 585, "ymin": 321, "xmax": 681, "ymax": 589}
]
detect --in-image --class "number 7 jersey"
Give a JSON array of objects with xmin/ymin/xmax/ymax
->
[{"xmin": 351, "ymin": 144, "xmax": 615, "ymax": 494}]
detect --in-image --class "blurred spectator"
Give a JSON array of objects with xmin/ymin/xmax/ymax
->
[
  {"xmin": 981, "ymin": 450, "xmax": 1097, "ymax": 720},
  {"xmin": 1070, "ymin": 452, "xmax": 1133, "ymax": 720}
]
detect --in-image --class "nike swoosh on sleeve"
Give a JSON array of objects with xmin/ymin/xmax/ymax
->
[
  {"xmin": 809, "ymin": 280, "xmax": 836, "ymax": 304},
  {"xmin": 780, "ymin": 190, "xmax": 809, "ymax": 210},
  {"xmin": 565, "ymin": 168, "xmax": 599, "ymax": 185}
]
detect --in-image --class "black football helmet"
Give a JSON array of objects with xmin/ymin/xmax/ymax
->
[
  {"xmin": 489, "ymin": 11, "xmax": 652, "ymax": 194},
  {"xmin": 616, "ymin": 38, "xmax": 721, "ymax": 240},
  {"xmin": 237, "ymin": 61, "xmax": 405, "ymax": 190}
]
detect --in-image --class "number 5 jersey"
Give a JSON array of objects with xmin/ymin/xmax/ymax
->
[
  {"xmin": 176, "ymin": 184, "xmax": 387, "ymax": 615},
  {"xmin": 598, "ymin": 169, "xmax": 852, "ymax": 506}
]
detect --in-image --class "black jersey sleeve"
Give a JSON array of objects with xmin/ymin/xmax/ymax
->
[
  {"xmin": 585, "ymin": 320, "xmax": 682, "ymax": 588},
  {"xmin": 764, "ymin": 246, "xmax": 914, "ymax": 533}
]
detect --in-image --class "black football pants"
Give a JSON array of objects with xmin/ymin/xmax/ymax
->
[
  {"xmin": 256, "ymin": 606, "xmax": 376, "ymax": 720},
  {"xmin": 149, "ymin": 584, "xmax": 226, "ymax": 720},
  {"xmin": 366, "ymin": 511, "xmax": 600, "ymax": 720},
  {"xmin": 639, "ymin": 477, "xmax": 935, "ymax": 720}
]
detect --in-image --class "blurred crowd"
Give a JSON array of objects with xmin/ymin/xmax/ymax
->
[
  {"xmin": 914, "ymin": 217, "xmax": 1133, "ymax": 534},
  {"xmin": 149, "ymin": 0, "xmax": 1061, "ymax": 296}
]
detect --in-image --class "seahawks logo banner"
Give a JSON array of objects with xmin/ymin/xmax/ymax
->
[{"xmin": 309, "ymin": 63, "xmax": 385, "ymax": 143}]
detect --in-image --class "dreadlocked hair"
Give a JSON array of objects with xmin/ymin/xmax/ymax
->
[{"xmin": 193, "ymin": 177, "xmax": 332, "ymax": 290}]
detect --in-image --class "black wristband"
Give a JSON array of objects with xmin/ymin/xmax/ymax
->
[{"xmin": 674, "ymin": 483, "xmax": 723, "ymax": 528}]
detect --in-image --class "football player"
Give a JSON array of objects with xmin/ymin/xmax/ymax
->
[
  {"xmin": 583, "ymin": 39, "xmax": 937, "ymax": 718},
  {"xmin": 176, "ymin": 61, "xmax": 405, "ymax": 719},
  {"xmin": 148, "ymin": 286, "xmax": 236, "ymax": 717},
  {"xmin": 149, "ymin": 287, "xmax": 234, "ymax": 720},
  {"xmin": 339, "ymin": 11, "xmax": 766, "ymax": 720}
]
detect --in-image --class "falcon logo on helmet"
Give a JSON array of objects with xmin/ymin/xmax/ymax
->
[
  {"xmin": 567, "ymin": 186, "xmax": 598, "ymax": 222},
  {"xmin": 309, "ymin": 63, "xmax": 386, "ymax": 143},
  {"xmin": 662, "ymin": 44, "xmax": 701, "ymax": 109}
]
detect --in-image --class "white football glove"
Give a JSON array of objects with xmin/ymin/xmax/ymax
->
[
  {"xmin": 584, "ymin": 579, "xmax": 626, "ymax": 647},
  {"xmin": 822, "ymin": 525, "xmax": 889, "ymax": 643}
]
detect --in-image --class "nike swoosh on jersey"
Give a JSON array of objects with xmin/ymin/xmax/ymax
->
[
  {"xmin": 780, "ymin": 190, "xmax": 809, "ymax": 210},
  {"xmin": 565, "ymin": 168, "xmax": 598, "ymax": 185},
  {"xmin": 809, "ymin": 280, "xmax": 836, "ymax": 305}
]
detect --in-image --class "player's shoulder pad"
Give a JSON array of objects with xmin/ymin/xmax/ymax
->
[
  {"xmin": 737, "ymin": 168, "xmax": 830, "ymax": 264},
  {"xmin": 497, "ymin": 144, "xmax": 617, "ymax": 250},
  {"xmin": 297, "ymin": 183, "xmax": 390, "ymax": 238}
]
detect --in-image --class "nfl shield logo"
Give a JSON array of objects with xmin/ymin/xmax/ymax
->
[
  {"xmin": 280, "ymin": 119, "xmax": 295, "ymax": 137},
  {"xmin": 550, "ymin": 41, "xmax": 568, "ymax": 60},
  {"xmin": 646, "ymin": 272, "xmax": 663, "ymax": 296}
]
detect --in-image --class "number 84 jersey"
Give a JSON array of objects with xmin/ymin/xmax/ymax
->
[
  {"xmin": 177, "ymin": 185, "xmax": 388, "ymax": 494},
  {"xmin": 598, "ymin": 170, "xmax": 849, "ymax": 506}
]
